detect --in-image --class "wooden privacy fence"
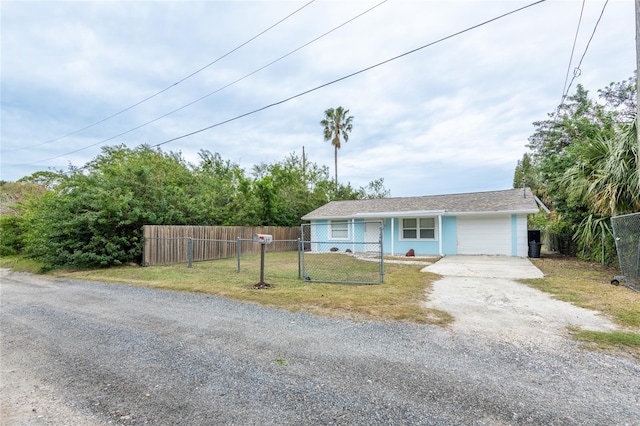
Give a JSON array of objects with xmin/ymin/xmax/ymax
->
[{"xmin": 142, "ymin": 225, "xmax": 301, "ymax": 266}]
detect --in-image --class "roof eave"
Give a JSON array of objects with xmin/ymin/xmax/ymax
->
[
  {"xmin": 353, "ymin": 210, "xmax": 446, "ymax": 218},
  {"xmin": 302, "ymin": 208, "xmax": 541, "ymax": 220},
  {"xmin": 445, "ymin": 209, "xmax": 540, "ymax": 216}
]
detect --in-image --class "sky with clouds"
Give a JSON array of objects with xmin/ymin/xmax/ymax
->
[{"xmin": 1, "ymin": 0, "xmax": 636, "ymax": 197}]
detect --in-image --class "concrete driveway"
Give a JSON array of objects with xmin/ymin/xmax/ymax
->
[
  {"xmin": 421, "ymin": 255, "xmax": 544, "ymax": 280},
  {"xmin": 422, "ymin": 256, "xmax": 618, "ymax": 348}
]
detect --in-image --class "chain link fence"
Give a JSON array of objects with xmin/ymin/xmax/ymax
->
[
  {"xmin": 143, "ymin": 236, "xmax": 299, "ymax": 271},
  {"xmin": 611, "ymin": 212, "xmax": 640, "ymax": 292},
  {"xmin": 300, "ymin": 221, "xmax": 384, "ymax": 284},
  {"xmin": 143, "ymin": 223, "xmax": 385, "ymax": 284}
]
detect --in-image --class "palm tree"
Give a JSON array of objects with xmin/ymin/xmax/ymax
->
[
  {"xmin": 560, "ymin": 120, "xmax": 639, "ymax": 261},
  {"xmin": 320, "ymin": 107, "xmax": 353, "ymax": 186},
  {"xmin": 562, "ymin": 120, "xmax": 639, "ymax": 217}
]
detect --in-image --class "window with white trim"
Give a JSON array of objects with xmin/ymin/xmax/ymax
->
[
  {"xmin": 330, "ymin": 220, "xmax": 349, "ymax": 239},
  {"xmin": 401, "ymin": 217, "xmax": 436, "ymax": 240}
]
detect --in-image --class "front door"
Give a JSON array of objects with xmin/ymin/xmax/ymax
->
[{"xmin": 364, "ymin": 220, "xmax": 382, "ymax": 252}]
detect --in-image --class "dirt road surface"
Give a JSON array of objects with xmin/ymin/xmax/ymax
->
[{"xmin": 1, "ymin": 267, "xmax": 639, "ymax": 425}]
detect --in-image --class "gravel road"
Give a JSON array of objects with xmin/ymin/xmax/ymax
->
[{"xmin": 1, "ymin": 268, "xmax": 639, "ymax": 425}]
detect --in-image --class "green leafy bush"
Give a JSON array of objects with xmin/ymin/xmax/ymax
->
[
  {"xmin": 0, "ymin": 215, "xmax": 23, "ymax": 256},
  {"xmin": 7, "ymin": 145, "xmax": 388, "ymax": 269}
]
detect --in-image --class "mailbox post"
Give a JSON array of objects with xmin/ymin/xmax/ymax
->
[{"xmin": 253, "ymin": 234, "xmax": 273, "ymax": 287}]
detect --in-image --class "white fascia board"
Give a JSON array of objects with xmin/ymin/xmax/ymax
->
[
  {"xmin": 303, "ymin": 208, "xmax": 539, "ymax": 220},
  {"xmin": 301, "ymin": 216, "xmax": 349, "ymax": 221},
  {"xmin": 533, "ymin": 195, "xmax": 551, "ymax": 214},
  {"xmin": 352, "ymin": 210, "xmax": 446, "ymax": 218},
  {"xmin": 445, "ymin": 209, "xmax": 539, "ymax": 216}
]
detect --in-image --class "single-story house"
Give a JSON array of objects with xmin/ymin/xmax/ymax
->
[{"xmin": 301, "ymin": 188, "xmax": 543, "ymax": 257}]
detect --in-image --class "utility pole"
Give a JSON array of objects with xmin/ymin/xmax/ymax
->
[
  {"xmin": 637, "ymin": 0, "xmax": 640, "ymax": 190},
  {"xmin": 302, "ymin": 146, "xmax": 307, "ymax": 187}
]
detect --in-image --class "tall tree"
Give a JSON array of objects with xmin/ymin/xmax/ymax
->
[
  {"xmin": 512, "ymin": 153, "xmax": 538, "ymax": 190},
  {"xmin": 561, "ymin": 121, "xmax": 639, "ymax": 218},
  {"xmin": 517, "ymin": 73, "xmax": 637, "ymax": 261},
  {"xmin": 320, "ymin": 106, "xmax": 353, "ymax": 186},
  {"xmin": 558, "ymin": 121, "xmax": 638, "ymax": 262}
]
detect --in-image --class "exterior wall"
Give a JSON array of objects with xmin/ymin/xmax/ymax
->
[
  {"xmin": 441, "ymin": 216, "xmax": 457, "ymax": 255},
  {"xmin": 514, "ymin": 214, "xmax": 529, "ymax": 257},
  {"xmin": 382, "ymin": 218, "xmax": 393, "ymax": 253},
  {"xmin": 308, "ymin": 219, "xmax": 380, "ymax": 253},
  {"xmin": 310, "ymin": 214, "xmax": 530, "ymax": 257},
  {"xmin": 387, "ymin": 217, "xmax": 441, "ymax": 256}
]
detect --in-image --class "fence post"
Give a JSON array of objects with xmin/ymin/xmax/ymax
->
[
  {"xmin": 297, "ymin": 238, "xmax": 302, "ymax": 279},
  {"xmin": 601, "ymin": 227, "xmax": 605, "ymax": 266},
  {"xmin": 237, "ymin": 237, "xmax": 241, "ymax": 273},
  {"xmin": 259, "ymin": 243, "xmax": 266, "ymax": 284},
  {"xmin": 187, "ymin": 238, "xmax": 193, "ymax": 268},
  {"xmin": 379, "ymin": 223, "xmax": 385, "ymax": 284},
  {"xmin": 142, "ymin": 237, "xmax": 147, "ymax": 267}
]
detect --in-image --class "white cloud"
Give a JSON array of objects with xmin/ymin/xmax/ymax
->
[{"xmin": 1, "ymin": 0, "xmax": 635, "ymax": 198}]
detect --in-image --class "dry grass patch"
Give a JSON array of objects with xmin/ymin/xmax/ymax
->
[
  {"xmin": 55, "ymin": 252, "xmax": 451, "ymax": 325},
  {"xmin": 0, "ymin": 256, "xmax": 46, "ymax": 274}
]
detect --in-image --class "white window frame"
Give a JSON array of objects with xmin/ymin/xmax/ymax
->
[
  {"xmin": 400, "ymin": 217, "xmax": 438, "ymax": 241},
  {"xmin": 329, "ymin": 220, "xmax": 350, "ymax": 240}
]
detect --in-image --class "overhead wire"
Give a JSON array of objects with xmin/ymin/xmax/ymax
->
[
  {"xmin": 152, "ymin": 0, "xmax": 548, "ymax": 148},
  {"xmin": 560, "ymin": 0, "xmax": 586, "ymax": 104},
  {"xmin": 18, "ymin": 0, "xmax": 548, "ymax": 167},
  {"xmin": 555, "ymin": 0, "xmax": 609, "ymax": 118},
  {"xmin": 20, "ymin": 0, "xmax": 389, "ymax": 166},
  {"xmin": 5, "ymin": 0, "xmax": 316, "ymax": 153}
]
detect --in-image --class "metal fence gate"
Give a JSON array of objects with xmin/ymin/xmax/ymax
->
[
  {"xmin": 611, "ymin": 212, "xmax": 640, "ymax": 292},
  {"xmin": 300, "ymin": 221, "xmax": 384, "ymax": 284}
]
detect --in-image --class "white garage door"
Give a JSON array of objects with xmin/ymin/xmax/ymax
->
[{"xmin": 457, "ymin": 215, "xmax": 511, "ymax": 255}]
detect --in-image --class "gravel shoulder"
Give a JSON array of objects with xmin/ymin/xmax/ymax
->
[{"xmin": 1, "ymin": 267, "xmax": 639, "ymax": 425}]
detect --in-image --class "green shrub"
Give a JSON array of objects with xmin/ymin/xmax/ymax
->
[{"xmin": 0, "ymin": 214, "xmax": 24, "ymax": 255}]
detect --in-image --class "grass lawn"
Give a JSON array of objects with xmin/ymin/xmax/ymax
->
[
  {"xmin": 525, "ymin": 255, "xmax": 640, "ymax": 359},
  {"xmin": 36, "ymin": 252, "xmax": 453, "ymax": 325}
]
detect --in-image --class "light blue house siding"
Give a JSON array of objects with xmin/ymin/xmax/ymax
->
[
  {"xmin": 441, "ymin": 216, "xmax": 457, "ymax": 255},
  {"xmin": 307, "ymin": 219, "xmax": 381, "ymax": 253},
  {"xmin": 307, "ymin": 213, "xmax": 530, "ymax": 257},
  {"xmin": 384, "ymin": 216, "xmax": 457, "ymax": 256},
  {"xmin": 385, "ymin": 218, "xmax": 440, "ymax": 256},
  {"xmin": 301, "ymin": 189, "xmax": 541, "ymax": 257}
]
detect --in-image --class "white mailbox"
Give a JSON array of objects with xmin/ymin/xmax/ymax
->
[{"xmin": 253, "ymin": 233, "xmax": 273, "ymax": 244}]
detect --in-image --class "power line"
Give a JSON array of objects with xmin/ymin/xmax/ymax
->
[
  {"xmin": 555, "ymin": 0, "xmax": 609, "ymax": 117},
  {"xmin": 5, "ymin": 0, "xmax": 316, "ymax": 153},
  {"xmin": 17, "ymin": 0, "xmax": 547, "ymax": 167},
  {"xmin": 152, "ymin": 0, "xmax": 547, "ymax": 148},
  {"xmin": 19, "ymin": 0, "xmax": 389, "ymax": 166},
  {"xmin": 561, "ymin": 0, "xmax": 586, "ymax": 101}
]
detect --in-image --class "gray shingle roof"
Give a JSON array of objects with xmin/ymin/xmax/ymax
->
[{"xmin": 302, "ymin": 188, "xmax": 540, "ymax": 220}]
